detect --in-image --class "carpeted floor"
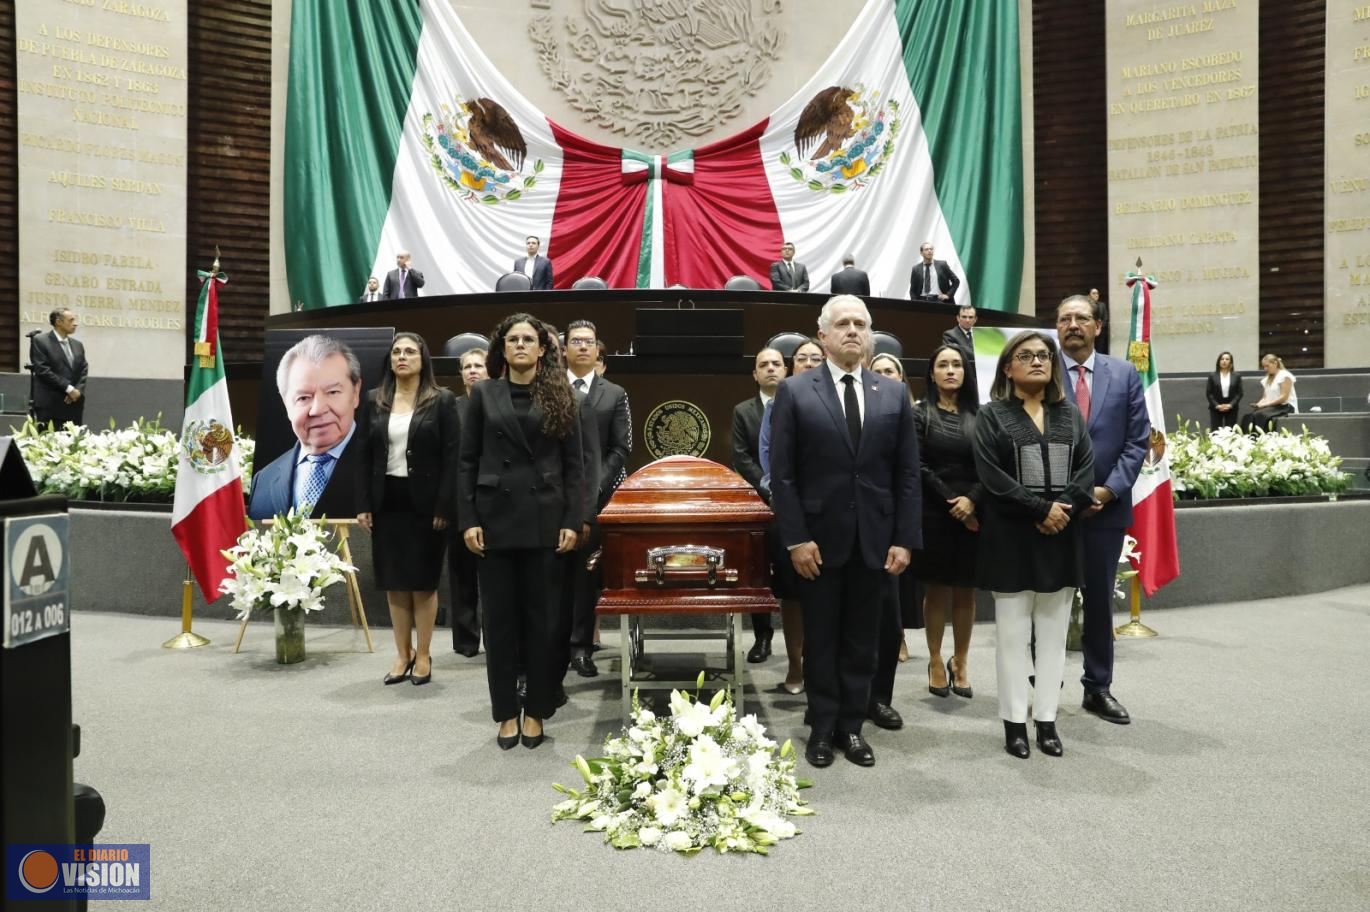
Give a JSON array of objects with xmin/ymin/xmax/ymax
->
[{"xmin": 75, "ymin": 585, "xmax": 1370, "ymax": 912}]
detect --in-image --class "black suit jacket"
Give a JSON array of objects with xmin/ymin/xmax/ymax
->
[
  {"xmin": 382, "ymin": 267, "xmax": 425, "ymax": 299},
  {"xmin": 769, "ymin": 259, "xmax": 810, "ymax": 292},
  {"xmin": 30, "ymin": 331, "xmax": 89, "ymax": 422},
  {"xmin": 730, "ymin": 395, "xmax": 766, "ymax": 492},
  {"xmin": 909, "ymin": 259, "xmax": 961, "ymax": 302},
  {"xmin": 355, "ymin": 388, "xmax": 459, "ymax": 521},
  {"xmin": 1205, "ymin": 371, "xmax": 1244, "ymax": 411},
  {"xmin": 512, "ymin": 255, "xmax": 554, "ymax": 290},
  {"xmin": 356, "ymin": 290, "xmax": 384, "ymax": 304},
  {"xmin": 457, "ymin": 378, "xmax": 585, "ymax": 549},
  {"xmin": 829, "ymin": 267, "xmax": 870, "ymax": 296},
  {"xmin": 941, "ymin": 326, "xmax": 976, "ymax": 357},
  {"xmin": 770, "ymin": 367, "xmax": 922, "ymax": 569},
  {"xmin": 574, "ymin": 375, "xmax": 630, "ymax": 511},
  {"xmin": 247, "ymin": 435, "xmax": 362, "ymax": 521}
]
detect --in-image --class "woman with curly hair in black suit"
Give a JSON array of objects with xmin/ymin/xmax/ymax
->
[{"xmin": 458, "ymin": 313, "xmax": 585, "ymax": 750}]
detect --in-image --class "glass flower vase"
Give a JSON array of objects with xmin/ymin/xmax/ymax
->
[{"xmin": 273, "ymin": 607, "xmax": 306, "ymax": 664}]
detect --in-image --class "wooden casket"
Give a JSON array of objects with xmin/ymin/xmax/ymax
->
[{"xmin": 595, "ymin": 456, "xmax": 778, "ymax": 715}]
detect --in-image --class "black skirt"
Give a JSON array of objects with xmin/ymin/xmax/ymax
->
[
  {"xmin": 909, "ymin": 514, "xmax": 979, "ymax": 588},
  {"xmin": 372, "ymin": 476, "xmax": 447, "ymax": 591}
]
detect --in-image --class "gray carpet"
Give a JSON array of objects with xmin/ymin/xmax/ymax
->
[{"xmin": 75, "ymin": 586, "xmax": 1370, "ymax": 912}]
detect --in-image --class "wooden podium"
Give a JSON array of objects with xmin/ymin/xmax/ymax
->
[{"xmin": 595, "ymin": 456, "xmax": 777, "ymax": 718}]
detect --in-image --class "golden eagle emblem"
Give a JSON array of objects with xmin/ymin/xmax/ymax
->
[
  {"xmin": 795, "ymin": 86, "xmax": 859, "ymax": 161},
  {"xmin": 421, "ymin": 96, "xmax": 544, "ymax": 204},
  {"xmin": 779, "ymin": 85, "xmax": 899, "ymax": 194},
  {"xmin": 182, "ymin": 418, "xmax": 235, "ymax": 474},
  {"xmin": 1148, "ymin": 429, "xmax": 1167, "ymax": 464}
]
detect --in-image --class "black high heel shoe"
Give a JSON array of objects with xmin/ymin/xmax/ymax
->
[
  {"xmin": 521, "ymin": 717, "xmax": 545, "ymax": 749},
  {"xmin": 1003, "ymin": 721, "xmax": 1030, "ymax": 759},
  {"xmin": 497, "ymin": 717, "xmax": 520, "ymax": 751},
  {"xmin": 928, "ymin": 660, "xmax": 950, "ymax": 698},
  {"xmin": 1035, "ymin": 720, "xmax": 1063, "ymax": 757},
  {"xmin": 410, "ymin": 655, "xmax": 432, "ymax": 686},
  {"xmin": 383, "ymin": 657, "xmax": 415, "ymax": 685},
  {"xmin": 948, "ymin": 657, "xmax": 973, "ymax": 699}
]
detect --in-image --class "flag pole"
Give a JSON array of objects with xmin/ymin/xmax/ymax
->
[
  {"xmin": 1115, "ymin": 575, "xmax": 1157, "ymax": 638},
  {"xmin": 163, "ymin": 561, "xmax": 211, "ymax": 649}
]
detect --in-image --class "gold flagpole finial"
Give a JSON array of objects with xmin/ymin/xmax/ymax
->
[
  {"xmin": 1135, "ymin": 256, "xmax": 1143, "ymax": 270},
  {"xmin": 212, "ymin": 245, "xmax": 221, "ymax": 274}
]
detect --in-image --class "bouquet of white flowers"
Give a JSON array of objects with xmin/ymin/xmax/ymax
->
[
  {"xmin": 552, "ymin": 674, "xmax": 813, "ymax": 855},
  {"xmin": 1169, "ymin": 423, "xmax": 1348, "ymax": 500},
  {"xmin": 219, "ymin": 508, "xmax": 354, "ymax": 621}
]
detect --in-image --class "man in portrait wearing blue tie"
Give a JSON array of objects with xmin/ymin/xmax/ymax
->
[{"xmin": 247, "ymin": 335, "xmax": 363, "ymax": 520}]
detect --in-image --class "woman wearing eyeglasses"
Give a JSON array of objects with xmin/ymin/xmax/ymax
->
[
  {"xmin": 458, "ymin": 313, "xmax": 584, "ymax": 750},
  {"xmin": 356, "ymin": 332, "xmax": 459, "ymax": 688},
  {"xmin": 972, "ymin": 331, "xmax": 1095, "ymax": 759}
]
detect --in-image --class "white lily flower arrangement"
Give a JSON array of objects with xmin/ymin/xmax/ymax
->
[
  {"xmin": 552, "ymin": 673, "xmax": 813, "ymax": 855},
  {"xmin": 12, "ymin": 417, "xmax": 255, "ymax": 501},
  {"xmin": 218, "ymin": 508, "xmax": 354, "ymax": 620},
  {"xmin": 1169, "ymin": 422, "xmax": 1348, "ymax": 500}
]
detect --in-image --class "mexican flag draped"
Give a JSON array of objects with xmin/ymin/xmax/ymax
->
[
  {"xmin": 1124, "ymin": 272, "xmax": 1180, "ymax": 595},
  {"xmin": 171, "ymin": 270, "xmax": 247, "ymax": 601},
  {"xmin": 285, "ymin": 0, "xmax": 1021, "ymax": 309}
]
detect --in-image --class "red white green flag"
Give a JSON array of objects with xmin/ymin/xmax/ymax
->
[
  {"xmin": 171, "ymin": 269, "xmax": 247, "ymax": 601},
  {"xmin": 1124, "ymin": 271, "xmax": 1180, "ymax": 595}
]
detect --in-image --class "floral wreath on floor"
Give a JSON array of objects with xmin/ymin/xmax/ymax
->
[{"xmin": 552, "ymin": 673, "xmax": 813, "ymax": 855}]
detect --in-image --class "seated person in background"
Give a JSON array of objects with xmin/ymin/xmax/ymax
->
[
  {"xmin": 513, "ymin": 235, "xmax": 554, "ymax": 290},
  {"xmin": 828, "ymin": 253, "xmax": 870, "ymax": 296},
  {"xmin": 358, "ymin": 277, "xmax": 382, "ymax": 304},
  {"xmin": 383, "ymin": 251, "xmax": 424, "ymax": 299},
  {"xmin": 1241, "ymin": 353, "xmax": 1297, "ymax": 433},
  {"xmin": 769, "ymin": 241, "xmax": 810, "ymax": 292},
  {"xmin": 909, "ymin": 241, "xmax": 960, "ymax": 304},
  {"xmin": 1205, "ymin": 351, "xmax": 1243, "ymax": 430}
]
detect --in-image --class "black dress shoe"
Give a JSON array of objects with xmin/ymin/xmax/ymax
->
[
  {"xmin": 835, "ymin": 732, "xmax": 875, "ymax": 767},
  {"xmin": 805, "ymin": 733, "xmax": 834, "ymax": 768},
  {"xmin": 570, "ymin": 654, "xmax": 599, "ymax": 678},
  {"xmin": 454, "ymin": 645, "xmax": 479, "ymax": 657},
  {"xmin": 410, "ymin": 657, "xmax": 432, "ymax": 686},
  {"xmin": 1082, "ymin": 690, "xmax": 1131, "ymax": 724},
  {"xmin": 1003, "ymin": 721, "xmax": 1030, "ymax": 759},
  {"xmin": 1035, "ymin": 720, "xmax": 1063, "ymax": 757},
  {"xmin": 383, "ymin": 658, "xmax": 415, "ymax": 685},
  {"xmin": 867, "ymin": 702, "xmax": 904, "ymax": 730},
  {"xmin": 746, "ymin": 634, "xmax": 773, "ymax": 664}
]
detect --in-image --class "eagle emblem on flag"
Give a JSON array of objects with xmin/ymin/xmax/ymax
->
[
  {"xmin": 421, "ymin": 96, "xmax": 544, "ymax": 204},
  {"xmin": 779, "ymin": 85, "xmax": 899, "ymax": 194},
  {"xmin": 182, "ymin": 418, "xmax": 235, "ymax": 474}
]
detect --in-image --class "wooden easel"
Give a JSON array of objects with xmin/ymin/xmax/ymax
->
[{"xmin": 233, "ymin": 518, "xmax": 374, "ymax": 653}]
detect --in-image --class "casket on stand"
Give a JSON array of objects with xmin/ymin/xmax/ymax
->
[{"xmin": 596, "ymin": 456, "xmax": 778, "ymax": 718}]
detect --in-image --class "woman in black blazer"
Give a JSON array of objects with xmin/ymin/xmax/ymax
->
[
  {"xmin": 356, "ymin": 332, "xmax": 459, "ymax": 688},
  {"xmin": 458, "ymin": 313, "xmax": 584, "ymax": 750},
  {"xmin": 1205, "ymin": 351, "xmax": 1243, "ymax": 430}
]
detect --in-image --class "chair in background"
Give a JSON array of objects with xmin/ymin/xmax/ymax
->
[
  {"xmin": 724, "ymin": 275, "xmax": 762, "ymax": 291},
  {"xmin": 442, "ymin": 333, "xmax": 491, "ymax": 359},
  {"xmin": 872, "ymin": 331, "xmax": 903, "ymax": 358},
  {"xmin": 571, "ymin": 276, "xmax": 608, "ymax": 290},
  {"xmin": 765, "ymin": 331, "xmax": 810, "ymax": 360},
  {"xmin": 495, "ymin": 272, "xmax": 533, "ymax": 292}
]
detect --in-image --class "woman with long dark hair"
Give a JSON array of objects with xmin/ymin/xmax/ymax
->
[
  {"xmin": 909, "ymin": 344, "xmax": 982, "ymax": 699},
  {"xmin": 356, "ymin": 332, "xmax": 459, "ymax": 687},
  {"xmin": 458, "ymin": 313, "xmax": 584, "ymax": 750},
  {"xmin": 1205, "ymin": 351, "xmax": 1243, "ymax": 430},
  {"xmin": 973, "ymin": 331, "xmax": 1095, "ymax": 759}
]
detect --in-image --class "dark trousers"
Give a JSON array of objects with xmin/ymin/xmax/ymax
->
[
  {"xmin": 799, "ymin": 549, "xmax": 884, "ymax": 737},
  {"xmin": 1080, "ymin": 526, "xmax": 1125, "ymax": 694},
  {"xmin": 479, "ymin": 548, "xmax": 561, "ymax": 722},
  {"xmin": 1241, "ymin": 404, "xmax": 1293, "ymax": 433},
  {"xmin": 1209, "ymin": 408, "xmax": 1239, "ymax": 431},
  {"xmin": 748, "ymin": 611, "xmax": 774, "ymax": 636},
  {"xmin": 567, "ymin": 521, "xmax": 602, "ymax": 658},
  {"xmin": 32, "ymin": 402, "xmax": 83, "ymax": 428},
  {"xmin": 870, "ymin": 575, "xmax": 906, "ymax": 706},
  {"xmin": 448, "ymin": 530, "xmax": 480, "ymax": 652}
]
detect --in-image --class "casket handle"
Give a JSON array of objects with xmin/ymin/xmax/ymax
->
[{"xmin": 635, "ymin": 545, "xmax": 738, "ymax": 587}]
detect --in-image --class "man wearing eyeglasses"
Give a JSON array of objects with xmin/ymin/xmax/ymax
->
[
  {"xmin": 1056, "ymin": 295, "xmax": 1149, "ymax": 726},
  {"xmin": 562, "ymin": 320, "xmax": 631, "ymax": 677}
]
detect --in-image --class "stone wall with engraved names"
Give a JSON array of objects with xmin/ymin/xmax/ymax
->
[{"xmin": 1324, "ymin": 4, "xmax": 1370, "ymax": 368}]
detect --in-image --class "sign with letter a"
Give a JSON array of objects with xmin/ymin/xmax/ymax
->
[{"xmin": 4, "ymin": 513, "xmax": 70, "ymax": 649}]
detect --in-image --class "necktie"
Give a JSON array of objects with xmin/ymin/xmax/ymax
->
[
  {"xmin": 573, "ymin": 378, "xmax": 586, "ymax": 398},
  {"xmin": 924, "ymin": 264, "xmax": 932, "ymax": 295},
  {"xmin": 841, "ymin": 374, "xmax": 861, "ymax": 448},
  {"xmin": 298, "ymin": 453, "xmax": 332, "ymax": 512},
  {"xmin": 400, "ymin": 270, "xmax": 408, "ymax": 293},
  {"xmin": 1074, "ymin": 365, "xmax": 1091, "ymax": 423},
  {"xmin": 60, "ymin": 338, "xmax": 73, "ymax": 363}
]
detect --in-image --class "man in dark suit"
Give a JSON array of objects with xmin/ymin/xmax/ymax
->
[
  {"xmin": 450, "ymin": 347, "xmax": 488, "ymax": 656},
  {"xmin": 563, "ymin": 320, "xmax": 631, "ymax": 677},
  {"xmin": 382, "ymin": 251, "xmax": 424, "ymax": 299},
  {"xmin": 1057, "ymin": 294, "xmax": 1150, "ymax": 724},
  {"xmin": 941, "ymin": 304, "xmax": 980, "ymax": 396},
  {"xmin": 512, "ymin": 235, "xmax": 554, "ymax": 290},
  {"xmin": 357, "ymin": 277, "xmax": 382, "ymax": 304},
  {"xmin": 1089, "ymin": 288, "xmax": 1111, "ymax": 354},
  {"xmin": 731, "ymin": 348, "xmax": 786, "ymax": 663},
  {"xmin": 29, "ymin": 308, "xmax": 88, "ymax": 427},
  {"xmin": 247, "ymin": 335, "xmax": 363, "ymax": 520},
  {"xmin": 908, "ymin": 241, "xmax": 960, "ymax": 303},
  {"xmin": 769, "ymin": 241, "xmax": 810, "ymax": 292},
  {"xmin": 771, "ymin": 295, "xmax": 921, "ymax": 768},
  {"xmin": 828, "ymin": 254, "xmax": 870, "ymax": 296}
]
